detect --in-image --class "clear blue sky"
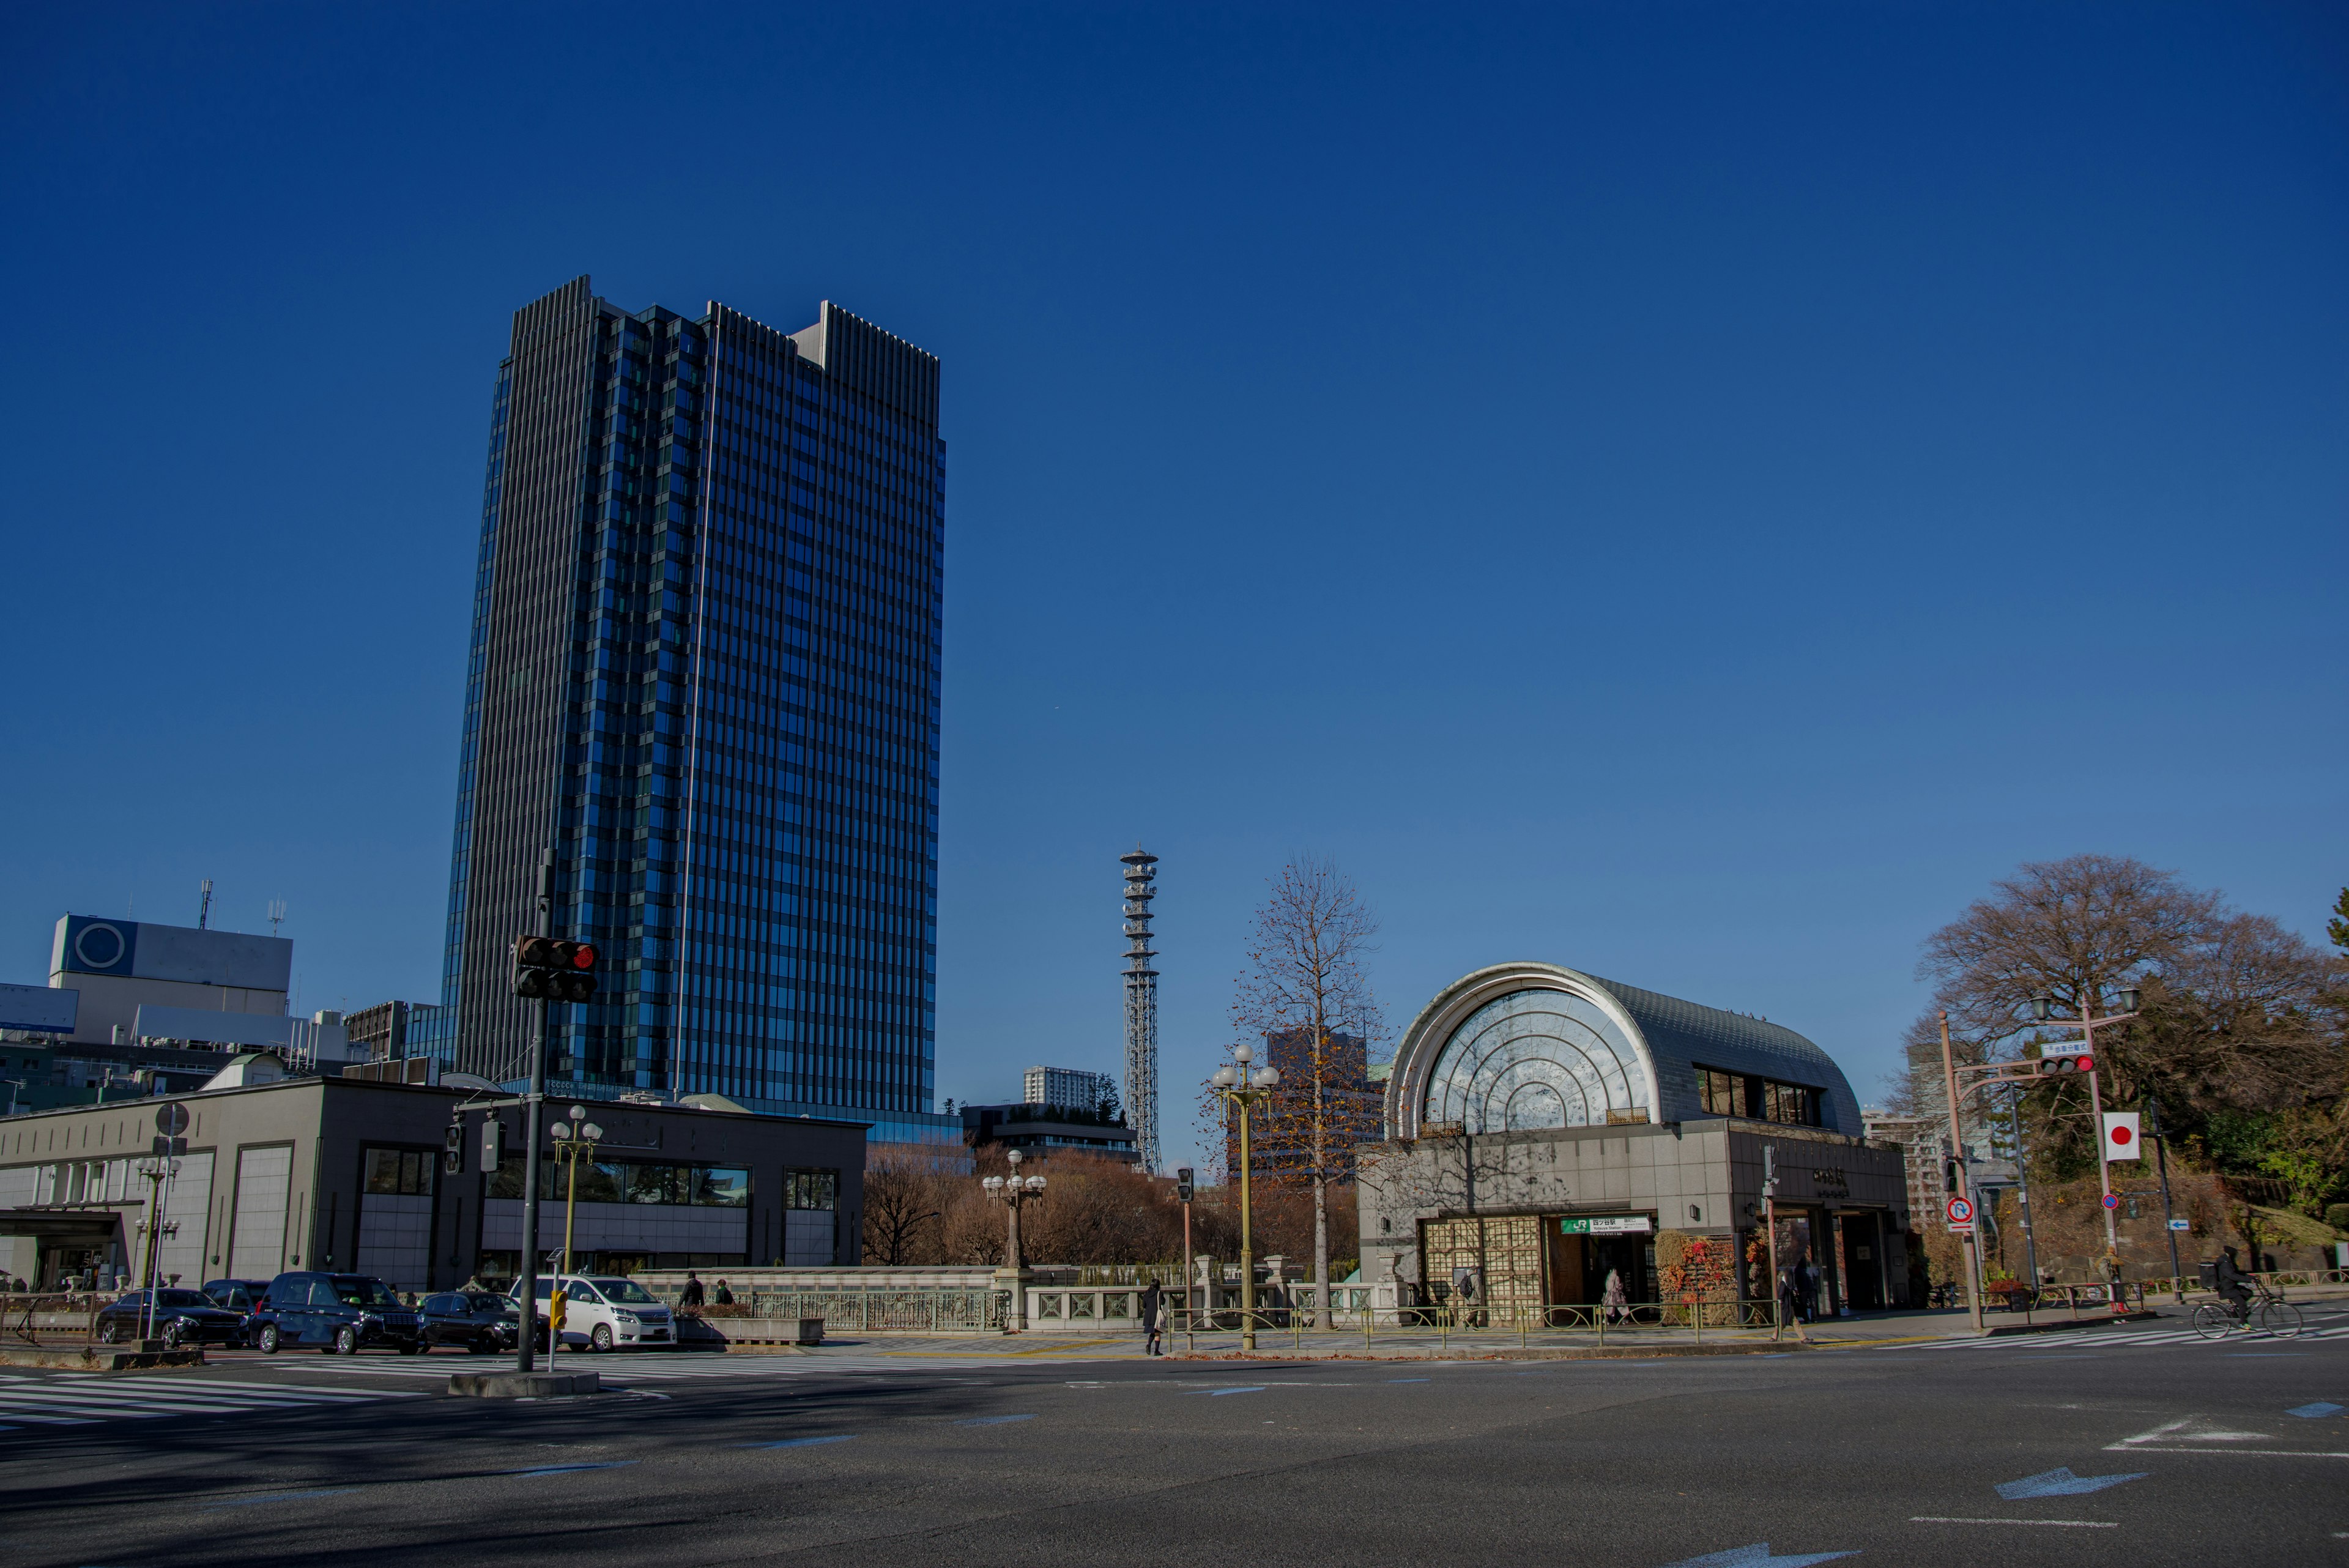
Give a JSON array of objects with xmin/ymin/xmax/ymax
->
[{"xmin": 5, "ymin": 6, "xmax": 2343, "ymax": 1170}]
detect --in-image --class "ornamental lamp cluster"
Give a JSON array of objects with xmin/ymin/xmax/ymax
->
[
  {"xmin": 982, "ymin": 1146, "xmax": 1047, "ymax": 1200},
  {"xmin": 1212, "ymin": 1041, "xmax": 1281, "ymax": 1093}
]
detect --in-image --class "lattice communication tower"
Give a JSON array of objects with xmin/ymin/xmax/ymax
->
[{"xmin": 1119, "ymin": 848, "xmax": 1162, "ymax": 1172}]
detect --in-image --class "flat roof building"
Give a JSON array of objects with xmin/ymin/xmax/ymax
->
[
  {"xmin": 436, "ymin": 279, "xmax": 952, "ymax": 1149},
  {"xmin": 47, "ymin": 915, "xmax": 291, "ymax": 1047},
  {"xmin": 1360, "ymin": 962, "xmax": 1914, "ymax": 1318},
  {"xmin": 0, "ymin": 1077, "xmax": 867, "ymax": 1293}
]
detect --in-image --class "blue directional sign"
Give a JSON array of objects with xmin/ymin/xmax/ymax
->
[
  {"xmin": 1660, "ymin": 1547, "xmax": 1858, "ymax": 1567},
  {"xmin": 2287, "ymin": 1402, "xmax": 2343, "ymax": 1419},
  {"xmin": 1995, "ymin": 1467, "xmax": 2148, "ymax": 1500}
]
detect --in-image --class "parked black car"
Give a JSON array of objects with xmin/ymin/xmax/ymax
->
[
  {"xmin": 201, "ymin": 1278, "xmax": 272, "ymax": 1313},
  {"xmin": 95, "ymin": 1288, "xmax": 249, "ymax": 1347},
  {"xmin": 249, "ymin": 1272, "xmax": 423, "ymax": 1356},
  {"xmin": 418, "ymin": 1290, "xmax": 540, "ymax": 1353}
]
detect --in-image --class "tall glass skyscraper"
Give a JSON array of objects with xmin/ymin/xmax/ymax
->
[{"xmin": 432, "ymin": 277, "xmax": 951, "ymax": 1143}]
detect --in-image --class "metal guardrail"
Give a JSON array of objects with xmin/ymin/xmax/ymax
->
[
  {"xmin": 669, "ymin": 1287, "xmax": 1008, "ymax": 1334},
  {"xmin": 1170, "ymin": 1295, "xmax": 1803, "ymax": 1353},
  {"xmin": 2, "ymin": 1292, "xmax": 101, "ymax": 1345}
]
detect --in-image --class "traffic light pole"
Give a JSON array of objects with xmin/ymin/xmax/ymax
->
[
  {"xmin": 516, "ymin": 994, "xmax": 547, "ymax": 1372},
  {"xmin": 516, "ymin": 850, "xmax": 554, "ymax": 1373}
]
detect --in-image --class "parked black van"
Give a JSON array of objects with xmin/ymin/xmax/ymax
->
[{"xmin": 250, "ymin": 1272, "xmax": 424, "ymax": 1356}]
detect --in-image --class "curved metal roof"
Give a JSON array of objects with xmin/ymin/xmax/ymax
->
[{"xmin": 1384, "ymin": 961, "xmax": 1862, "ymax": 1139}]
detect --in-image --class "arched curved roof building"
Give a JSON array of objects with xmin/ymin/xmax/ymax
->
[
  {"xmin": 1358, "ymin": 961, "xmax": 1912, "ymax": 1321},
  {"xmin": 1384, "ymin": 962, "xmax": 1864, "ymax": 1142}
]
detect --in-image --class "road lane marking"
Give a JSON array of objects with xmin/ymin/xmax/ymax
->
[
  {"xmin": 501, "ymin": 1462, "xmax": 638, "ymax": 1477},
  {"xmin": 1995, "ymin": 1468, "xmax": 2146, "ymax": 1499},
  {"xmin": 200, "ymin": 1488, "xmax": 360, "ymax": 1510},
  {"xmin": 955, "ymin": 1413, "xmax": 1035, "ymax": 1425},
  {"xmin": 1911, "ymin": 1517, "xmax": 2116, "ymax": 1528},
  {"xmin": 737, "ymin": 1435, "xmax": 855, "ymax": 1449}
]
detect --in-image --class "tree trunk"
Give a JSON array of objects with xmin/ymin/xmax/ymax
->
[{"xmin": 1312, "ymin": 1166, "xmax": 1332, "ymax": 1329}]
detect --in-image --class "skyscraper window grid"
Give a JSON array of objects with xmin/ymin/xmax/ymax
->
[{"xmin": 433, "ymin": 278, "xmax": 946, "ymax": 1142}]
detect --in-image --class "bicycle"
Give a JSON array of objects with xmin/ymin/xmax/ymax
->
[{"xmin": 2190, "ymin": 1278, "xmax": 2303, "ymax": 1340}]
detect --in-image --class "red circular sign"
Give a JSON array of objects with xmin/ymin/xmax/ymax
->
[{"xmin": 2110, "ymin": 1126, "xmax": 2134, "ymax": 1146}]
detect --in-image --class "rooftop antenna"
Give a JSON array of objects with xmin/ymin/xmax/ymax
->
[
  {"xmin": 198, "ymin": 879, "xmax": 213, "ymax": 931},
  {"xmin": 1119, "ymin": 846, "xmax": 1162, "ymax": 1173},
  {"xmin": 268, "ymin": 899, "xmax": 286, "ymax": 937}
]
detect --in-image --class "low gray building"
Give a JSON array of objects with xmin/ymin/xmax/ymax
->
[
  {"xmin": 0, "ymin": 1076, "xmax": 866, "ymax": 1293},
  {"xmin": 1359, "ymin": 962, "xmax": 1913, "ymax": 1317}
]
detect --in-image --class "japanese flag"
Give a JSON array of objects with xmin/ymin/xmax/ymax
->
[{"xmin": 2101, "ymin": 1112, "xmax": 2142, "ymax": 1162}]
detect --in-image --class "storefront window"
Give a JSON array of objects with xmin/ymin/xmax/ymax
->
[{"xmin": 363, "ymin": 1148, "xmax": 434, "ymax": 1196}]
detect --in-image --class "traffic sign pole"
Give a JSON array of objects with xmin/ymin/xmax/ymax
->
[{"xmin": 1938, "ymin": 1011, "xmax": 1986, "ymax": 1334}]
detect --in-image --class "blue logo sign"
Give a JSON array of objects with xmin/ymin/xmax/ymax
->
[{"xmin": 60, "ymin": 915, "xmax": 138, "ymax": 976}]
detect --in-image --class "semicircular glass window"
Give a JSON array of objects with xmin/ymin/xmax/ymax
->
[{"xmin": 1422, "ymin": 988, "xmax": 1649, "ymax": 1132}]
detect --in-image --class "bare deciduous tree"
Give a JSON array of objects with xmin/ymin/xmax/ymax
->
[
  {"xmin": 1217, "ymin": 856, "xmax": 1384, "ymax": 1329},
  {"xmin": 1894, "ymin": 854, "xmax": 2344, "ymax": 1176},
  {"xmin": 859, "ymin": 1150, "xmax": 952, "ymax": 1265}
]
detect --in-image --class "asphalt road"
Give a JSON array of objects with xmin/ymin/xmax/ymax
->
[{"xmin": 8, "ymin": 1313, "xmax": 2347, "ymax": 1567}]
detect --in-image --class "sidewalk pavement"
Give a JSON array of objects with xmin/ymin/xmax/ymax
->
[{"xmin": 800, "ymin": 1285, "xmax": 2349, "ymax": 1365}]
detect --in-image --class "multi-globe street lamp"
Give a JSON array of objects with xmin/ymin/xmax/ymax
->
[
  {"xmin": 548, "ymin": 1102, "xmax": 605, "ymax": 1353},
  {"xmin": 1211, "ymin": 1042, "xmax": 1281, "ymax": 1351},
  {"xmin": 983, "ymin": 1148, "xmax": 1047, "ymax": 1329}
]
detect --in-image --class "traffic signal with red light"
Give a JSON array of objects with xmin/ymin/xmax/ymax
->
[{"xmin": 511, "ymin": 935, "xmax": 599, "ymax": 1001}]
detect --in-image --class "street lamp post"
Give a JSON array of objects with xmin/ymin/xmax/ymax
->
[
  {"xmin": 1212, "ymin": 1042, "xmax": 1281, "ymax": 1352},
  {"xmin": 982, "ymin": 1148, "xmax": 1046, "ymax": 1330},
  {"xmin": 548, "ymin": 1104, "xmax": 604, "ymax": 1359}
]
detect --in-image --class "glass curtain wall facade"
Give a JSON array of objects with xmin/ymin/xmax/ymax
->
[{"xmin": 433, "ymin": 277, "xmax": 949, "ymax": 1142}]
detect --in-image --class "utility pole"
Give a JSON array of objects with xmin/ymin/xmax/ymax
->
[
  {"xmin": 2148, "ymin": 1094, "xmax": 2184, "ymax": 1301},
  {"xmin": 1763, "ymin": 1144, "xmax": 1781, "ymax": 1340},
  {"xmin": 2005, "ymin": 1083, "xmax": 2042, "ymax": 1300}
]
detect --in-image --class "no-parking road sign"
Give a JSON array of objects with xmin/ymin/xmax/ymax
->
[{"xmin": 1946, "ymin": 1195, "xmax": 1975, "ymax": 1225}]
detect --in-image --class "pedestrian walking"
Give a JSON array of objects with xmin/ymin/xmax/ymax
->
[
  {"xmin": 1775, "ymin": 1263, "xmax": 1811, "ymax": 1343},
  {"xmin": 1140, "ymin": 1277, "xmax": 1164, "ymax": 1356},
  {"xmin": 713, "ymin": 1279, "xmax": 735, "ymax": 1306},
  {"xmin": 1600, "ymin": 1268, "xmax": 1627, "ymax": 1326},
  {"xmin": 679, "ymin": 1271, "xmax": 706, "ymax": 1313}
]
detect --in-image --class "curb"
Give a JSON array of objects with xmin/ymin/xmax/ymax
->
[
  {"xmin": 0, "ymin": 1345, "xmax": 207, "ymax": 1372},
  {"xmin": 448, "ymin": 1370, "xmax": 601, "ymax": 1398}
]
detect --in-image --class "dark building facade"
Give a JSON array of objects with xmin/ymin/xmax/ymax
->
[
  {"xmin": 961, "ymin": 1102, "xmax": 1138, "ymax": 1162},
  {"xmin": 1223, "ymin": 1030, "xmax": 1381, "ymax": 1186},
  {"xmin": 435, "ymin": 278, "xmax": 948, "ymax": 1143}
]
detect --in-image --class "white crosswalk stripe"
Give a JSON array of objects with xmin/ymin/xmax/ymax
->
[
  {"xmin": 239, "ymin": 1350, "xmax": 1092, "ymax": 1382},
  {"xmin": 1891, "ymin": 1313, "xmax": 2349, "ymax": 1354},
  {"xmin": 0, "ymin": 1373, "xmax": 421, "ymax": 1429}
]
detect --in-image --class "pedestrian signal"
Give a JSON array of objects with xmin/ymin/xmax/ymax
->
[
  {"xmin": 443, "ymin": 1123, "xmax": 464, "ymax": 1176},
  {"xmin": 1175, "ymin": 1167, "xmax": 1195, "ymax": 1203}
]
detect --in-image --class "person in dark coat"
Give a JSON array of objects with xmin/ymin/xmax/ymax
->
[
  {"xmin": 1140, "ymin": 1279, "xmax": 1164, "ymax": 1356},
  {"xmin": 678, "ymin": 1271, "xmax": 706, "ymax": 1313},
  {"xmin": 1775, "ymin": 1262, "xmax": 1811, "ymax": 1343},
  {"xmin": 2214, "ymin": 1247, "xmax": 2254, "ymax": 1318},
  {"xmin": 713, "ymin": 1279, "xmax": 735, "ymax": 1306}
]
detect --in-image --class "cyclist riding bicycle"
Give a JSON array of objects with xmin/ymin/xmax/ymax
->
[{"xmin": 2213, "ymin": 1246, "xmax": 2254, "ymax": 1318}]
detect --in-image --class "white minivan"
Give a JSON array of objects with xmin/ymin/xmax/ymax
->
[{"xmin": 513, "ymin": 1274, "xmax": 676, "ymax": 1352}]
